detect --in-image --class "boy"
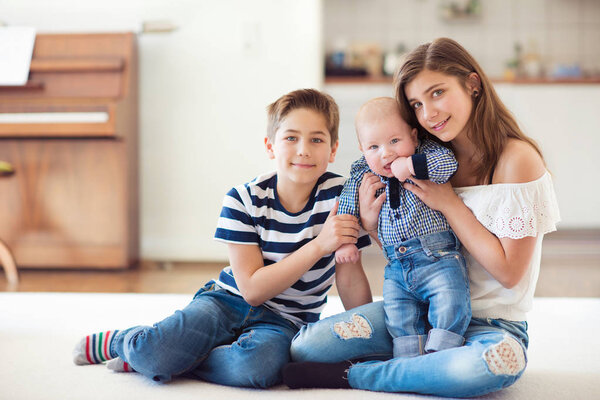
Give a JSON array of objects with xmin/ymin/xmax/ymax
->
[
  {"xmin": 72, "ymin": 89, "xmax": 372, "ymax": 388},
  {"xmin": 335, "ymin": 97, "xmax": 470, "ymax": 358}
]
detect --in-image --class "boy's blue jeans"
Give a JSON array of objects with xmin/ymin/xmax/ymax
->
[
  {"xmin": 110, "ymin": 282, "xmax": 298, "ymax": 388},
  {"xmin": 290, "ymin": 301, "xmax": 529, "ymax": 397},
  {"xmin": 382, "ymin": 230, "xmax": 471, "ymax": 357}
]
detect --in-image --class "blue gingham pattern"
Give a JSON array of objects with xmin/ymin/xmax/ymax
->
[{"xmin": 338, "ymin": 139, "xmax": 458, "ymax": 245}]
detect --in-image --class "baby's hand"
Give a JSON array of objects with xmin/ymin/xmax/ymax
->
[
  {"xmin": 315, "ymin": 202, "xmax": 359, "ymax": 256},
  {"xmin": 335, "ymin": 243, "xmax": 359, "ymax": 264},
  {"xmin": 391, "ymin": 157, "xmax": 411, "ymax": 181}
]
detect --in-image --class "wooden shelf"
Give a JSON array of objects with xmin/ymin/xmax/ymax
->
[
  {"xmin": 325, "ymin": 76, "xmax": 394, "ymax": 84},
  {"xmin": 0, "ymin": 82, "xmax": 44, "ymax": 91},
  {"xmin": 30, "ymin": 57, "xmax": 124, "ymax": 73},
  {"xmin": 325, "ymin": 76, "xmax": 600, "ymax": 85}
]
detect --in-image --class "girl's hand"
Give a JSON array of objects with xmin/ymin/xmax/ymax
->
[
  {"xmin": 402, "ymin": 177, "xmax": 461, "ymax": 213},
  {"xmin": 314, "ymin": 202, "xmax": 359, "ymax": 255},
  {"xmin": 358, "ymin": 173, "xmax": 385, "ymax": 232}
]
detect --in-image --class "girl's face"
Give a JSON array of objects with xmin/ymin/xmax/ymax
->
[{"xmin": 404, "ymin": 69, "xmax": 476, "ymax": 143}]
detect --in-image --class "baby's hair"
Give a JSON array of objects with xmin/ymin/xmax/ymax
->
[
  {"xmin": 267, "ymin": 89, "xmax": 339, "ymax": 145},
  {"xmin": 355, "ymin": 97, "xmax": 415, "ymax": 142}
]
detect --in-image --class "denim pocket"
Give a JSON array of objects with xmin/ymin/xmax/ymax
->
[
  {"xmin": 434, "ymin": 248, "xmax": 458, "ymax": 259},
  {"xmin": 422, "ymin": 248, "xmax": 461, "ymax": 263},
  {"xmin": 383, "ymin": 261, "xmax": 400, "ymax": 280},
  {"xmin": 421, "ymin": 248, "xmax": 469, "ymax": 289},
  {"xmin": 192, "ymin": 280, "xmax": 219, "ymax": 299}
]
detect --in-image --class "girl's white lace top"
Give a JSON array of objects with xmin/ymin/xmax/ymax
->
[{"xmin": 454, "ymin": 172, "xmax": 560, "ymax": 321}]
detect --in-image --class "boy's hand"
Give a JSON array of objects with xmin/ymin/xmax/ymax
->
[
  {"xmin": 314, "ymin": 202, "xmax": 359, "ymax": 255},
  {"xmin": 391, "ymin": 157, "xmax": 412, "ymax": 182},
  {"xmin": 335, "ymin": 243, "xmax": 360, "ymax": 264},
  {"xmin": 358, "ymin": 173, "xmax": 385, "ymax": 232}
]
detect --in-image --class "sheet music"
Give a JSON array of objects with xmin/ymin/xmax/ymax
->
[{"xmin": 0, "ymin": 27, "xmax": 36, "ymax": 86}]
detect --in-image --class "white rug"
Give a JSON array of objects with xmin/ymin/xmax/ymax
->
[{"xmin": 1, "ymin": 293, "xmax": 598, "ymax": 400}]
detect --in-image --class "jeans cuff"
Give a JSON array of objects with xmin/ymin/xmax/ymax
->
[
  {"xmin": 424, "ymin": 328, "xmax": 465, "ymax": 353},
  {"xmin": 110, "ymin": 329, "xmax": 124, "ymax": 359},
  {"xmin": 392, "ymin": 334, "xmax": 427, "ymax": 358}
]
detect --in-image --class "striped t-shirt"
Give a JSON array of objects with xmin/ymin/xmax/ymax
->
[{"xmin": 214, "ymin": 171, "xmax": 371, "ymax": 327}]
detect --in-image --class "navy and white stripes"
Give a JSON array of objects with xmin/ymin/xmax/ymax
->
[{"xmin": 214, "ymin": 171, "xmax": 370, "ymax": 327}]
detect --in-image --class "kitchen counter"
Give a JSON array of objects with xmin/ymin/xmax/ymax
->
[{"xmin": 325, "ymin": 76, "xmax": 600, "ymax": 85}]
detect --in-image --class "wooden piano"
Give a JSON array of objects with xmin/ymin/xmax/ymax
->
[{"xmin": 0, "ymin": 33, "xmax": 138, "ymax": 269}]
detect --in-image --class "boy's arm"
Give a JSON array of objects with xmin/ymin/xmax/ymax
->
[
  {"xmin": 229, "ymin": 203, "xmax": 360, "ymax": 307},
  {"xmin": 335, "ymin": 256, "xmax": 372, "ymax": 310},
  {"xmin": 410, "ymin": 140, "xmax": 458, "ymax": 183}
]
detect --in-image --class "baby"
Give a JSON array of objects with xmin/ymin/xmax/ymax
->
[{"xmin": 336, "ymin": 97, "xmax": 471, "ymax": 358}]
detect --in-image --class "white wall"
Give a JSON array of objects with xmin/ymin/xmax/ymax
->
[
  {"xmin": 326, "ymin": 82, "xmax": 600, "ymax": 229},
  {"xmin": 1, "ymin": 0, "xmax": 324, "ymax": 261},
  {"xmin": 494, "ymin": 84, "xmax": 599, "ymax": 229}
]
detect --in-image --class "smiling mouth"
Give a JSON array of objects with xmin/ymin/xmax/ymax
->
[
  {"xmin": 431, "ymin": 117, "xmax": 450, "ymax": 131},
  {"xmin": 292, "ymin": 163, "xmax": 315, "ymax": 168}
]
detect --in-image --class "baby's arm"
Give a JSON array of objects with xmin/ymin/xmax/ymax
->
[
  {"xmin": 335, "ymin": 159, "xmax": 369, "ymax": 263},
  {"xmin": 337, "ymin": 159, "xmax": 364, "ymax": 220},
  {"xmin": 412, "ymin": 140, "xmax": 458, "ymax": 183},
  {"xmin": 391, "ymin": 141, "xmax": 457, "ymax": 183}
]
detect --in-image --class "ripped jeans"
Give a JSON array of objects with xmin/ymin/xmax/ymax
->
[
  {"xmin": 290, "ymin": 301, "xmax": 529, "ymax": 398},
  {"xmin": 110, "ymin": 282, "xmax": 298, "ymax": 388}
]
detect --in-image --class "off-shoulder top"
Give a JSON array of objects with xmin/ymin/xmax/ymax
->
[{"xmin": 454, "ymin": 171, "xmax": 560, "ymax": 321}]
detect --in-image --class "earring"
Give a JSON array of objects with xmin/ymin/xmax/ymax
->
[{"xmin": 473, "ymin": 89, "xmax": 479, "ymax": 97}]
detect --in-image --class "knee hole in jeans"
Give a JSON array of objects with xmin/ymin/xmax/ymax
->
[
  {"xmin": 332, "ymin": 313, "xmax": 373, "ymax": 340},
  {"xmin": 483, "ymin": 336, "xmax": 526, "ymax": 376}
]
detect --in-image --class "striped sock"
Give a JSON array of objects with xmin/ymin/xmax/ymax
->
[
  {"xmin": 106, "ymin": 357, "xmax": 135, "ymax": 373},
  {"xmin": 73, "ymin": 330, "xmax": 120, "ymax": 365}
]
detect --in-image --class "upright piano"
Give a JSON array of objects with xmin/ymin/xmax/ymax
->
[{"xmin": 0, "ymin": 33, "xmax": 138, "ymax": 269}]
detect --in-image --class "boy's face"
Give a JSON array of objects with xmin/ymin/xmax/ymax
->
[
  {"xmin": 265, "ymin": 108, "xmax": 338, "ymax": 186},
  {"xmin": 358, "ymin": 114, "xmax": 418, "ymax": 178}
]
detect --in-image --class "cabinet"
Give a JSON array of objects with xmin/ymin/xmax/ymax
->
[{"xmin": 0, "ymin": 33, "xmax": 138, "ymax": 268}]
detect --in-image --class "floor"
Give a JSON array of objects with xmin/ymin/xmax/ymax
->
[{"xmin": 1, "ymin": 230, "xmax": 599, "ymax": 298}]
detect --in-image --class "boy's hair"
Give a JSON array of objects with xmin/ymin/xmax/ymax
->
[
  {"xmin": 394, "ymin": 37, "xmax": 544, "ymax": 183},
  {"xmin": 266, "ymin": 89, "xmax": 339, "ymax": 145}
]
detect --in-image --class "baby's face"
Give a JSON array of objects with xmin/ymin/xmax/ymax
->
[{"xmin": 358, "ymin": 115, "xmax": 418, "ymax": 178}]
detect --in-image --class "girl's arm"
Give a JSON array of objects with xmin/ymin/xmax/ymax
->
[
  {"xmin": 418, "ymin": 189, "xmax": 537, "ymax": 288},
  {"xmin": 403, "ymin": 141, "xmax": 546, "ymax": 288},
  {"xmin": 229, "ymin": 203, "xmax": 360, "ymax": 306},
  {"xmin": 335, "ymin": 257, "xmax": 372, "ymax": 310}
]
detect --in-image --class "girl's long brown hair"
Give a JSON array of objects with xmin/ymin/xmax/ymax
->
[{"xmin": 394, "ymin": 37, "xmax": 544, "ymax": 184}]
